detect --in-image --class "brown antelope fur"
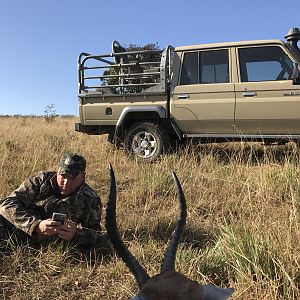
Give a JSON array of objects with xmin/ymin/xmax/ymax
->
[{"xmin": 140, "ymin": 271, "xmax": 206, "ymax": 300}]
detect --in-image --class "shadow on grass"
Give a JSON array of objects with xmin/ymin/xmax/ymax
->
[
  {"xmin": 177, "ymin": 141, "xmax": 300, "ymax": 165},
  {"xmin": 122, "ymin": 221, "xmax": 214, "ymax": 250},
  {"xmin": 121, "ymin": 222, "xmax": 232, "ymax": 287},
  {"xmin": 0, "ymin": 234, "xmax": 115, "ymax": 267}
]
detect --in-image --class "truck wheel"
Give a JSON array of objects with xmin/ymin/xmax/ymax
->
[{"xmin": 124, "ymin": 122, "xmax": 168, "ymax": 162}]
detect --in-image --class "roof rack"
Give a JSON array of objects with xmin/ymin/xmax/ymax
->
[{"xmin": 78, "ymin": 42, "xmax": 174, "ymax": 96}]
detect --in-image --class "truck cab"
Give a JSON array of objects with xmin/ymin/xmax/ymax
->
[{"xmin": 171, "ymin": 37, "xmax": 300, "ymax": 138}]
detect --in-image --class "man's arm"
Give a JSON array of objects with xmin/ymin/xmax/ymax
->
[
  {"xmin": 0, "ymin": 172, "xmax": 48, "ymax": 236},
  {"xmin": 71, "ymin": 188, "xmax": 102, "ymax": 247}
]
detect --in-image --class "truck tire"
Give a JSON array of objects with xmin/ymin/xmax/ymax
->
[{"xmin": 124, "ymin": 122, "xmax": 169, "ymax": 162}]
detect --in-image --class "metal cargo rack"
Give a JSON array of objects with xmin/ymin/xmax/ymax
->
[{"xmin": 78, "ymin": 41, "xmax": 174, "ymax": 96}]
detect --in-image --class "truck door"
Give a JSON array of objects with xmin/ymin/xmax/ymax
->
[
  {"xmin": 170, "ymin": 48, "xmax": 235, "ymax": 134},
  {"xmin": 234, "ymin": 44, "xmax": 300, "ymax": 135}
]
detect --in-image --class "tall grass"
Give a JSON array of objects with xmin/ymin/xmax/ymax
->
[{"xmin": 0, "ymin": 116, "xmax": 300, "ymax": 299}]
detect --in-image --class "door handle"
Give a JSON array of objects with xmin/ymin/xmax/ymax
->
[
  {"xmin": 178, "ymin": 94, "xmax": 190, "ymax": 99},
  {"xmin": 243, "ymin": 91, "xmax": 257, "ymax": 97}
]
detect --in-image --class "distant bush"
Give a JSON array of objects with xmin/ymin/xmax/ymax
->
[{"xmin": 43, "ymin": 104, "xmax": 58, "ymax": 122}]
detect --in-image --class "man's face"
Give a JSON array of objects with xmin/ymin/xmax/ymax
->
[{"xmin": 56, "ymin": 172, "xmax": 85, "ymax": 196}]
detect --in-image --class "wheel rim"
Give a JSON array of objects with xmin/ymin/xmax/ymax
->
[{"xmin": 131, "ymin": 131, "xmax": 157, "ymax": 158}]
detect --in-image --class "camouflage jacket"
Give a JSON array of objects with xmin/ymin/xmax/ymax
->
[{"xmin": 0, "ymin": 171, "xmax": 102, "ymax": 247}]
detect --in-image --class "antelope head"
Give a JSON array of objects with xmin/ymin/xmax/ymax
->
[{"xmin": 106, "ymin": 164, "xmax": 234, "ymax": 300}]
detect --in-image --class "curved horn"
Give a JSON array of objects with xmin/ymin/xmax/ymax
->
[
  {"xmin": 160, "ymin": 171, "xmax": 187, "ymax": 273},
  {"xmin": 105, "ymin": 164, "xmax": 150, "ymax": 289}
]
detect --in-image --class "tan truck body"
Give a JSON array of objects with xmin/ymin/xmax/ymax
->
[{"xmin": 75, "ymin": 28, "xmax": 300, "ymax": 161}]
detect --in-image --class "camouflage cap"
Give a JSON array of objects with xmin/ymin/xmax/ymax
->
[{"xmin": 57, "ymin": 153, "xmax": 86, "ymax": 178}]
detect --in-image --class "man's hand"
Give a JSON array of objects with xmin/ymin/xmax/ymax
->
[
  {"xmin": 56, "ymin": 219, "xmax": 77, "ymax": 241},
  {"xmin": 34, "ymin": 219, "xmax": 59, "ymax": 236}
]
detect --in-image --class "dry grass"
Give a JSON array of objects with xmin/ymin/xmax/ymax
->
[{"xmin": 0, "ymin": 116, "xmax": 300, "ymax": 299}]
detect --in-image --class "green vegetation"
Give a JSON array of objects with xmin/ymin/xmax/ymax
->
[{"xmin": 0, "ymin": 116, "xmax": 300, "ymax": 299}]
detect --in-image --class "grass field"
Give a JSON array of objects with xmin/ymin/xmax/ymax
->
[{"xmin": 0, "ymin": 116, "xmax": 300, "ymax": 299}]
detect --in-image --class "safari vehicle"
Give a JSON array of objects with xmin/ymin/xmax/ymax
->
[{"xmin": 75, "ymin": 28, "xmax": 300, "ymax": 162}]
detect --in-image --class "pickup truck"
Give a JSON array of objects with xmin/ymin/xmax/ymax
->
[{"xmin": 75, "ymin": 28, "xmax": 300, "ymax": 162}]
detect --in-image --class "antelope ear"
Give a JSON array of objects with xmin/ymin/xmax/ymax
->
[{"xmin": 200, "ymin": 285, "xmax": 234, "ymax": 300}]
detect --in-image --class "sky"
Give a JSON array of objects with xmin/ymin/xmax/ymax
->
[{"xmin": 0, "ymin": 0, "xmax": 299, "ymax": 116}]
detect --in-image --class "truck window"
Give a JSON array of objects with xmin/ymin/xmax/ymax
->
[
  {"xmin": 180, "ymin": 50, "xmax": 229, "ymax": 85},
  {"xmin": 238, "ymin": 46, "xmax": 294, "ymax": 82},
  {"xmin": 180, "ymin": 52, "xmax": 198, "ymax": 85}
]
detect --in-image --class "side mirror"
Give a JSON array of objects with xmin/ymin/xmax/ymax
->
[{"xmin": 292, "ymin": 62, "xmax": 300, "ymax": 84}]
